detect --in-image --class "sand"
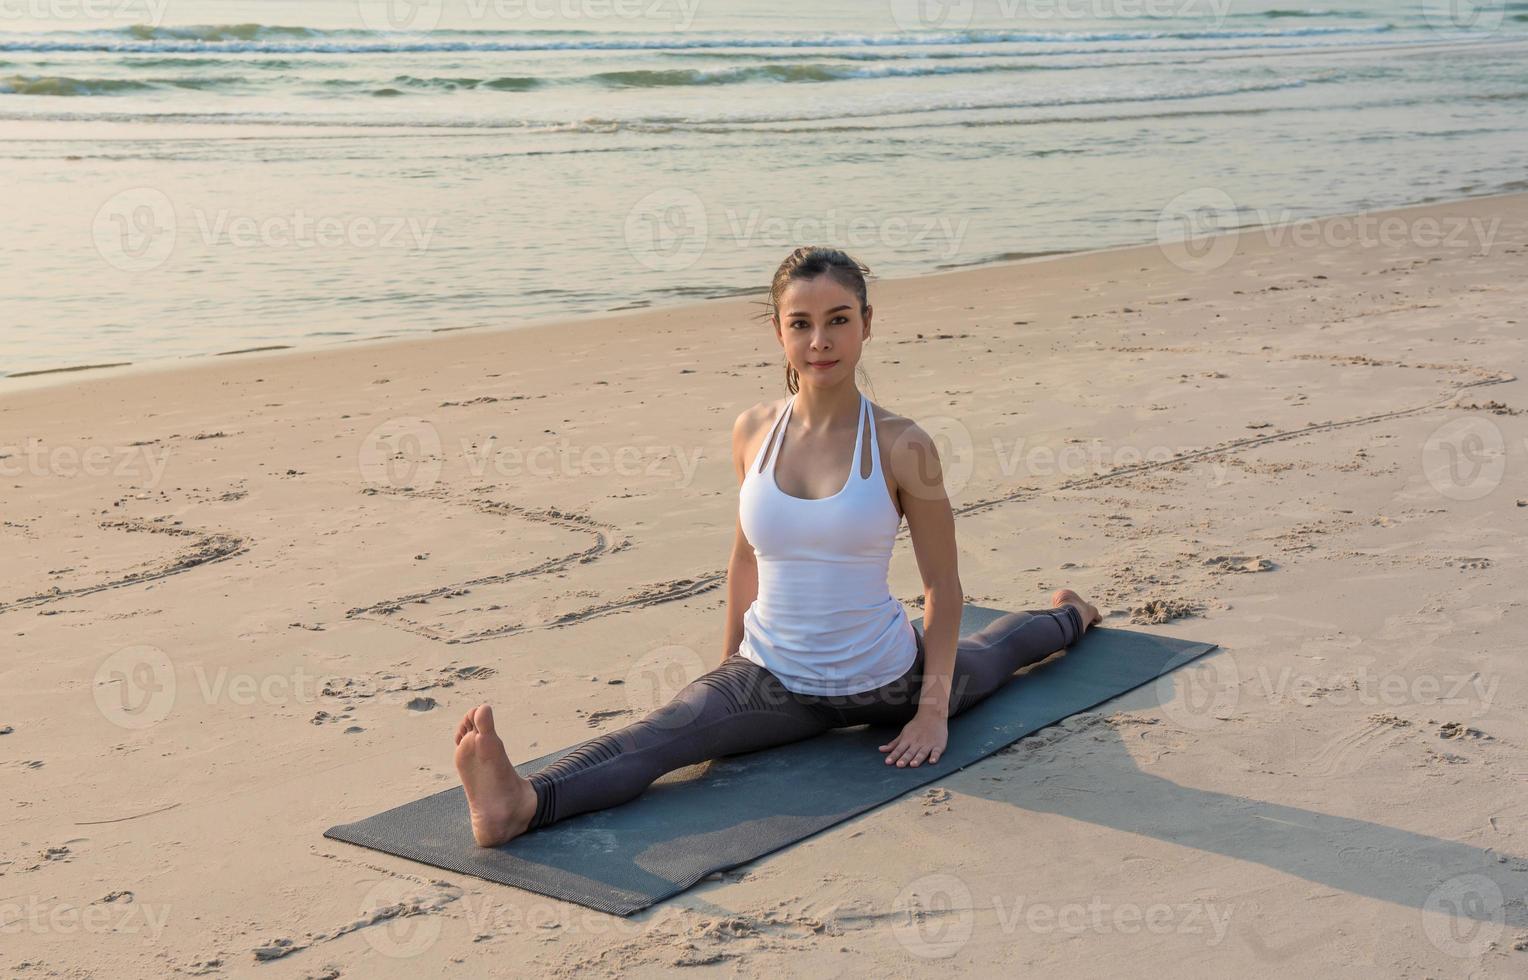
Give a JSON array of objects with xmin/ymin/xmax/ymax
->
[{"xmin": 3, "ymin": 192, "xmax": 1526, "ymax": 977}]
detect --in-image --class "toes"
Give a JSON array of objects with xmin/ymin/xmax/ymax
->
[{"xmin": 471, "ymin": 704, "xmax": 497, "ymax": 738}]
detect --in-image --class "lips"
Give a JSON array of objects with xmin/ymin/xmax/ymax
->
[{"xmin": 807, "ymin": 360, "xmax": 839, "ymax": 368}]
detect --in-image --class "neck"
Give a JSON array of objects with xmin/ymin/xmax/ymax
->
[{"xmin": 791, "ymin": 382, "xmax": 860, "ymax": 432}]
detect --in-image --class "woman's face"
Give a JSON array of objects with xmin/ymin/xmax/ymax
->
[{"xmin": 774, "ymin": 275, "xmax": 871, "ymax": 388}]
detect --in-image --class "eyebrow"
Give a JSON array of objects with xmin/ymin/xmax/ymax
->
[{"xmin": 785, "ymin": 305, "xmax": 852, "ymax": 318}]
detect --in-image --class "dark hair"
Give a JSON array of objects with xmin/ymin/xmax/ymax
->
[{"xmin": 758, "ymin": 246, "xmax": 875, "ymax": 394}]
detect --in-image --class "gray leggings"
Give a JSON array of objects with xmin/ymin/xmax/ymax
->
[{"xmin": 525, "ymin": 605, "xmax": 1084, "ymax": 830}]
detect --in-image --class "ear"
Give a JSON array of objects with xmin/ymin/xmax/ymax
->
[{"xmin": 862, "ymin": 304, "xmax": 873, "ymax": 338}]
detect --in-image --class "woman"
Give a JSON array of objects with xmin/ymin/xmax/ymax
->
[{"xmin": 453, "ymin": 246, "xmax": 1102, "ymax": 847}]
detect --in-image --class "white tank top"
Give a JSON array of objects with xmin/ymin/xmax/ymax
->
[{"xmin": 737, "ymin": 390, "xmax": 919, "ymax": 696}]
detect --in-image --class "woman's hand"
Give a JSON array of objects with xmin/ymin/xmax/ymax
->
[{"xmin": 879, "ymin": 710, "xmax": 948, "ymax": 767}]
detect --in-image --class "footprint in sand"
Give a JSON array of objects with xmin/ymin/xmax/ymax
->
[{"xmin": 1130, "ymin": 598, "xmax": 1204, "ymax": 624}]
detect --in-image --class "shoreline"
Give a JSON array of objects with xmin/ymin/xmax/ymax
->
[{"xmin": 6, "ymin": 186, "xmax": 1525, "ymax": 396}]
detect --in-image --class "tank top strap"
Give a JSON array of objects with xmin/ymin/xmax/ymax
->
[
  {"xmin": 752, "ymin": 393, "xmax": 795, "ymax": 476},
  {"xmin": 861, "ymin": 392, "xmax": 880, "ymax": 482},
  {"xmin": 848, "ymin": 392, "xmax": 868, "ymax": 480}
]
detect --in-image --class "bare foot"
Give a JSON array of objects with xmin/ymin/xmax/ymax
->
[
  {"xmin": 453, "ymin": 704, "xmax": 538, "ymax": 847},
  {"xmin": 1051, "ymin": 588, "xmax": 1103, "ymax": 634}
]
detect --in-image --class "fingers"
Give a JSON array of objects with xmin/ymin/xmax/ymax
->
[
  {"xmin": 881, "ymin": 722, "xmax": 947, "ymax": 768},
  {"xmin": 881, "ymin": 739, "xmax": 939, "ymax": 767}
]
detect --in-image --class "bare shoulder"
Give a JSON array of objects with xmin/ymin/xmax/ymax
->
[
  {"xmin": 731, "ymin": 397, "xmax": 789, "ymax": 482},
  {"xmin": 869, "ymin": 401, "xmax": 945, "ymax": 496},
  {"xmin": 732, "ymin": 397, "xmax": 787, "ymax": 443},
  {"xmin": 868, "ymin": 401, "xmax": 920, "ymax": 447}
]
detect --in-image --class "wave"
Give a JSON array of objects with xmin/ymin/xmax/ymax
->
[
  {"xmin": 1246, "ymin": 8, "xmax": 1377, "ymax": 18},
  {"xmin": 370, "ymin": 74, "xmax": 544, "ymax": 92},
  {"xmin": 0, "ymin": 75, "xmax": 1319, "ymax": 123},
  {"xmin": 127, "ymin": 56, "xmax": 303, "ymax": 68},
  {"xmin": 126, "ymin": 23, "xmax": 319, "ymax": 42},
  {"xmin": 336, "ymin": 61, "xmax": 1053, "ymax": 95},
  {"xmin": 2, "ymin": 38, "xmax": 1432, "ymax": 98},
  {"xmin": 588, "ymin": 59, "xmax": 1057, "ymax": 87},
  {"xmin": 0, "ymin": 73, "xmax": 245, "ymax": 95},
  {"xmin": 1, "ymin": 36, "xmax": 1436, "ymax": 85},
  {"xmin": 0, "ymin": 23, "xmax": 1403, "ymax": 55},
  {"xmin": 0, "ymin": 74, "xmax": 151, "ymax": 95},
  {"xmin": 301, "ymin": 53, "xmax": 1247, "ymax": 97}
]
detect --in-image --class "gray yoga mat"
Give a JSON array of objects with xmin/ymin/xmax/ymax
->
[{"xmin": 325, "ymin": 605, "xmax": 1218, "ymax": 916}]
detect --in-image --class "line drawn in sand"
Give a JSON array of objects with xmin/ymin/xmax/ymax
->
[
  {"xmin": 343, "ymin": 486, "xmax": 721, "ymax": 644},
  {"xmin": 0, "ymin": 517, "xmax": 248, "ymax": 617}
]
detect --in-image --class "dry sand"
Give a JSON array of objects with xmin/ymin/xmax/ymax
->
[{"xmin": 3, "ymin": 192, "xmax": 1527, "ymax": 977}]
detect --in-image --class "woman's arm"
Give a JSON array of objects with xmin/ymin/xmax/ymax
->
[
  {"xmin": 893, "ymin": 418, "xmax": 962, "ymax": 716},
  {"xmin": 880, "ymin": 414, "xmax": 961, "ymax": 766},
  {"xmin": 722, "ymin": 406, "xmax": 762, "ymax": 663},
  {"xmin": 723, "ymin": 514, "xmax": 759, "ymax": 663}
]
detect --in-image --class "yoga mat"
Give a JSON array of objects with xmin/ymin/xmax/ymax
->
[{"xmin": 325, "ymin": 605, "xmax": 1218, "ymax": 916}]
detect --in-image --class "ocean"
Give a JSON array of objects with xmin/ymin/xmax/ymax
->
[{"xmin": 2, "ymin": 0, "xmax": 1525, "ymax": 377}]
